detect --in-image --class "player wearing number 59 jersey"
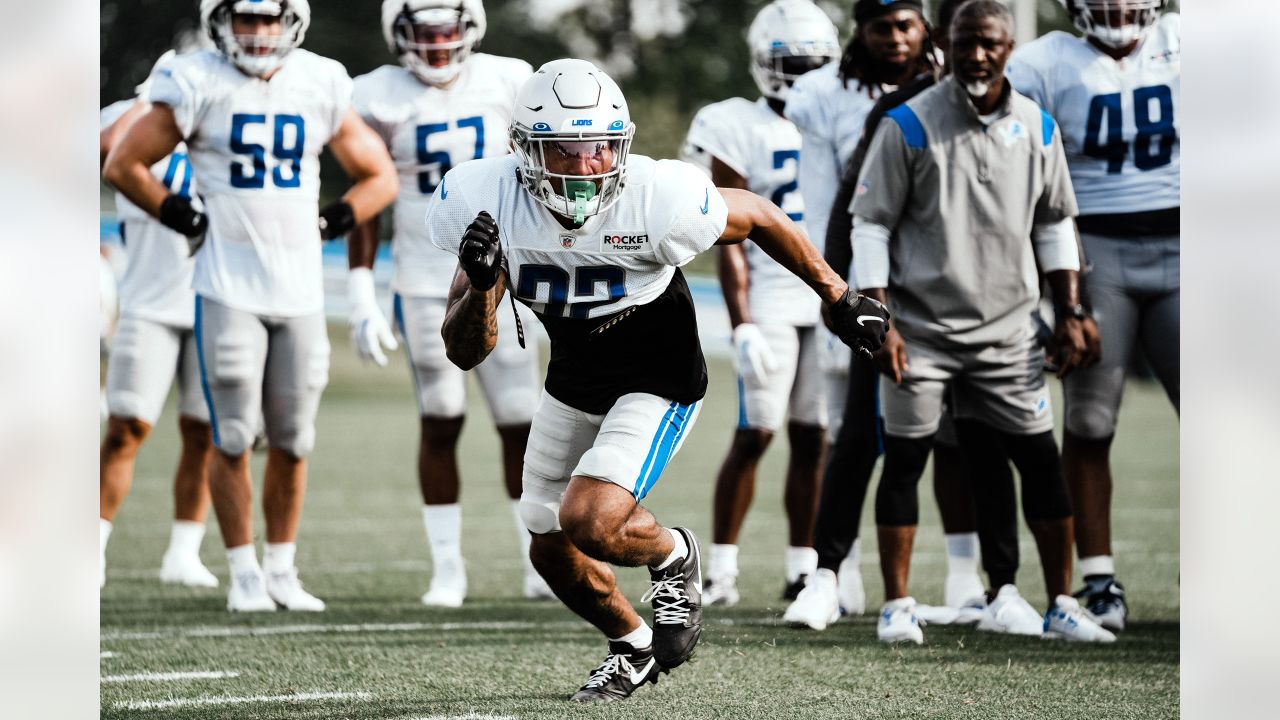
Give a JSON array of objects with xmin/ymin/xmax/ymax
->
[
  {"xmin": 103, "ymin": 0, "xmax": 398, "ymax": 614},
  {"xmin": 349, "ymin": 0, "xmax": 545, "ymax": 607},
  {"xmin": 1007, "ymin": 1, "xmax": 1180, "ymax": 632}
]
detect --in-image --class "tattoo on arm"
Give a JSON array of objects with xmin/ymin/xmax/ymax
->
[{"xmin": 442, "ymin": 266, "xmax": 505, "ymax": 370}]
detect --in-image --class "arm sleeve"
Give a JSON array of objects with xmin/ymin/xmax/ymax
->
[
  {"xmin": 650, "ymin": 160, "xmax": 730, "ymax": 267},
  {"xmin": 1035, "ymin": 119, "xmax": 1080, "ymax": 224},
  {"xmin": 146, "ymin": 63, "xmax": 198, "ymax": 139},
  {"xmin": 851, "ymin": 216, "xmax": 892, "ymax": 290},
  {"xmin": 849, "ymin": 120, "xmax": 912, "ymax": 229},
  {"xmin": 1031, "ymin": 217, "xmax": 1081, "ymax": 272},
  {"xmin": 425, "ymin": 170, "xmax": 476, "ymax": 257}
]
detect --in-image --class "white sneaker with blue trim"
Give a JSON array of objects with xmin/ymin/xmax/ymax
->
[{"xmin": 877, "ymin": 597, "xmax": 924, "ymax": 644}]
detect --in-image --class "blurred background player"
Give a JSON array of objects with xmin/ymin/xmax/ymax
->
[
  {"xmin": 680, "ymin": 0, "xmax": 840, "ymax": 607},
  {"xmin": 350, "ymin": 0, "xmax": 547, "ymax": 608},
  {"xmin": 1007, "ymin": 0, "xmax": 1180, "ymax": 632},
  {"xmin": 99, "ymin": 52, "xmax": 219, "ymax": 591},
  {"xmin": 103, "ymin": 0, "xmax": 397, "ymax": 612}
]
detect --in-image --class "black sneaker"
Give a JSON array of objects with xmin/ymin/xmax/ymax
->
[
  {"xmin": 644, "ymin": 527, "xmax": 702, "ymax": 668},
  {"xmin": 568, "ymin": 641, "xmax": 662, "ymax": 703},
  {"xmin": 1072, "ymin": 574, "xmax": 1128, "ymax": 632},
  {"xmin": 782, "ymin": 573, "xmax": 808, "ymax": 601}
]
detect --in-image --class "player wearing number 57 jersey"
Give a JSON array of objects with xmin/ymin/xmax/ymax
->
[
  {"xmin": 429, "ymin": 59, "xmax": 886, "ymax": 703},
  {"xmin": 349, "ymin": 0, "xmax": 547, "ymax": 607},
  {"xmin": 103, "ymin": 0, "xmax": 398, "ymax": 613},
  {"xmin": 1007, "ymin": 1, "xmax": 1180, "ymax": 632}
]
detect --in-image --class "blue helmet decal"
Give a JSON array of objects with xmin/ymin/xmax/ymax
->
[
  {"xmin": 608, "ymin": 119, "xmax": 625, "ymax": 131},
  {"xmin": 532, "ymin": 122, "xmax": 552, "ymax": 132}
]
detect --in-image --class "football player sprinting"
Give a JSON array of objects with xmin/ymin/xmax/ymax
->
[
  {"xmin": 428, "ymin": 59, "xmax": 887, "ymax": 702},
  {"xmin": 99, "ymin": 52, "xmax": 219, "ymax": 591},
  {"xmin": 1007, "ymin": 0, "xmax": 1180, "ymax": 632},
  {"xmin": 103, "ymin": 0, "xmax": 398, "ymax": 612},
  {"xmin": 679, "ymin": 0, "xmax": 841, "ymax": 607},
  {"xmin": 350, "ymin": 0, "xmax": 549, "ymax": 607}
]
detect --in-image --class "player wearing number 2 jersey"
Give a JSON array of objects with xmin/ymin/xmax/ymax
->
[
  {"xmin": 1007, "ymin": 1, "xmax": 1180, "ymax": 632},
  {"xmin": 349, "ymin": 0, "xmax": 546, "ymax": 607},
  {"xmin": 103, "ymin": 0, "xmax": 397, "ymax": 613}
]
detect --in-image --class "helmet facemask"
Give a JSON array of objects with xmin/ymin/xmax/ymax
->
[
  {"xmin": 510, "ymin": 128, "xmax": 635, "ymax": 227},
  {"xmin": 751, "ymin": 42, "xmax": 838, "ymax": 101},
  {"xmin": 1070, "ymin": 0, "xmax": 1164, "ymax": 49},
  {"xmin": 209, "ymin": 1, "xmax": 306, "ymax": 77},
  {"xmin": 392, "ymin": 7, "xmax": 479, "ymax": 86}
]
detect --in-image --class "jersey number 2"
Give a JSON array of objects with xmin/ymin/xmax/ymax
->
[
  {"xmin": 417, "ymin": 116, "xmax": 484, "ymax": 194},
  {"xmin": 770, "ymin": 150, "xmax": 803, "ymax": 222},
  {"xmin": 229, "ymin": 113, "xmax": 305, "ymax": 189},
  {"xmin": 1083, "ymin": 85, "xmax": 1176, "ymax": 174},
  {"xmin": 516, "ymin": 264, "xmax": 626, "ymax": 319}
]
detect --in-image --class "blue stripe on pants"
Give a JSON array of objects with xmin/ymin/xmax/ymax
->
[
  {"xmin": 634, "ymin": 401, "xmax": 696, "ymax": 500},
  {"xmin": 634, "ymin": 402, "xmax": 677, "ymax": 496},
  {"xmin": 192, "ymin": 296, "xmax": 221, "ymax": 447}
]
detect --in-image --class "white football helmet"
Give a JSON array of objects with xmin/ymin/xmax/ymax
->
[
  {"xmin": 748, "ymin": 0, "xmax": 840, "ymax": 102},
  {"xmin": 201, "ymin": 0, "xmax": 310, "ymax": 78},
  {"xmin": 381, "ymin": 0, "xmax": 486, "ymax": 86},
  {"xmin": 1061, "ymin": 0, "xmax": 1166, "ymax": 49},
  {"xmin": 509, "ymin": 59, "xmax": 635, "ymax": 226}
]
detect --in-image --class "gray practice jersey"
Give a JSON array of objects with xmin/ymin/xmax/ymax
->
[{"xmin": 852, "ymin": 76, "xmax": 1078, "ymax": 347}]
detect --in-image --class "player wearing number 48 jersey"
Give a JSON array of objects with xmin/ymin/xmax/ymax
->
[
  {"xmin": 1007, "ymin": 0, "xmax": 1180, "ymax": 632},
  {"xmin": 350, "ymin": 0, "xmax": 548, "ymax": 607},
  {"xmin": 428, "ymin": 59, "xmax": 886, "ymax": 702},
  {"xmin": 103, "ymin": 0, "xmax": 397, "ymax": 613}
]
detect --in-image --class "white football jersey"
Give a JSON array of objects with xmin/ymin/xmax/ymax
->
[
  {"xmin": 683, "ymin": 97, "xmax": 816, "ymax": 327},
  {"xmin": 101, "ymin": 99, "xmax": 197, "ymax": 327},
  {"xmin": 784, "ymin": 63, "xmax": 886, "ymax": 250},
  {"xmin": 1007, "ymin": 14, "xmax": 1180, "ymax": 215},
  {"xmin": 354, "ymin": 54, "xmax": 533, "ymax": 298},
  {"xmin": 148, "ymin": 48, "xmax": 353, "ymax": 316}
]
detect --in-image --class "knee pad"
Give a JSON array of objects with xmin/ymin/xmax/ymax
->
[
  {"xmin": 268, "ymin": 424, "xmax": 315, "ymax": 459},
  {"xmin": 519, "ymin": 497, "xmax": 562, "ymax": 535},
  {"xmin": 1006, "ymin": 431, "xmax": 1072, "ymax": 521},
  {"xmin": 213, "ymin": 417, "xmax": 254, "ymax": 457},
  {"xmin": 874, "ymin": 435, "xmax": 933, "ymax": 526},
  {"xmin": 1064, "ymin": 368, "xmax": 1124, "ymax": 439}
]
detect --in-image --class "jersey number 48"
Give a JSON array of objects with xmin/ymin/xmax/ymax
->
[{"xmin": 1083, "ymin": 84, "xmax": 1176, "ymax": 175}]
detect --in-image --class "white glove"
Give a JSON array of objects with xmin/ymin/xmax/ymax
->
[
  {"xmin": 347, "ymin": 267, "xmax": 397, "ymax": 367},
  {"xmin": 732, "ymin": 323, "xmax": 778, "ymax": 388}
]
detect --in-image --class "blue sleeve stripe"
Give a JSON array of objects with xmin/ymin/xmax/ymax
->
[
  {"xmin": 1041, "ymin": 108, "xmax": 1056, "ymax": 146},
  {"xmin": 886, "ymin": 104, "xmax": 927, "ymax": 149}
]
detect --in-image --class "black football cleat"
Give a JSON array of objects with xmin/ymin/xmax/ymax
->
[
  {"xmin": 1073, "ymin": 575, "xmax": 1128, "ymax": 632},
  {"xmin": 782, "ymin": 573, "xmax": 809, "ymax": 601},
  {"xmin": 644, "ymin": 527, "xmax": 703, "ymax": 668},
  {"xmin": 568, "ymin": 641, "xmax": 663, "ymax": 703}
]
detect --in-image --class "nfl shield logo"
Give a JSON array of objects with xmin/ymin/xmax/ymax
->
[{"xmin": 560, "ymin": 234, "xmax": 575, "ymax": 248}]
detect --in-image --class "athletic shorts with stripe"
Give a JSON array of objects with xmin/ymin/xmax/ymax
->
[
  {"xmin": 737, "ymin": 324, "xmax": 827, "ymax": 432},
  {"xmin": 518, "ymin": 391, "xmax": 702, "ymax": 534},
  {"xmin": 393, "ymin": 294, "xmax": 539, "ymax": 425},
  {"xmin": 194, "ymin": 296, "xmax": 329, "ymax": 458},
  {"xmin": 106, "ymin": 315, "xmax": 208, "ymax": 426}
]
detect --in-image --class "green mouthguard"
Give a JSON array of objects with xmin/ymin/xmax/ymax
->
[{"xmin": 565, "ymin": 180, "xmax": 597, "ymax": 226}]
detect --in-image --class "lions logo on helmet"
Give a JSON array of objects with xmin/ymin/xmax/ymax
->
[
  {"xmin": 200, "ymin": 0, "xmax": 310, "ymax": 78},
  {"xmin": 748, "ymin": 0, "xmax": 840, "ymax": 102},
  {"xmin": 1061, "ymin": 0, "xmax": 1167, "ymax": 49},
  {"xmin": 509, "ymin": 59, "xmax": 635, "ymax": 227},
  {"xmin": 381, "ymin": 0, "xmax": 487, "ymax": 86}
]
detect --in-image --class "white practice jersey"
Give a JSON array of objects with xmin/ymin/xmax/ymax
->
[
  {"xmin": 683, "ymin": 97, "xmax": 816, "ymax": 327},
  {"xmin": 354, "ymin": 54, "xmax": 533, "ymax": 298},
  {"xmin": 1007, "ymin": 14, "xmax": 1180, "ymax": 215},
  {"xmin": 148, "ymin": 48, "xmax": 353, "ymax": 316},
  {"xmin": 101, "ymin": 99, "xmax": 197, "ymax": 327},
  {"xmin": 784, "ymin": 63, "xmax": 886, "ymax": 249}
]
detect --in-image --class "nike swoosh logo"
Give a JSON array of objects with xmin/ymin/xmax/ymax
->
[
  {"xmin": 700, "ymin": 189, "xmax": 709, "ymax": 215},
  {"xmin": 628, "ymin": 657, "xmax": 655, "ymax": 684},
  {"xmin": 856, "ymin": 315, "xmax": 885, "ymax": 326},
  {"xmin": 524, "ymin": 105, "xmax": 543, "ymax": 112},
  {"xmin": 440, "ymin": 178, "xmax": 448, "ymax": 200}
]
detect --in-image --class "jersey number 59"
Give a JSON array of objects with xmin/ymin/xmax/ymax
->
[{"xmin": 229, "ymin": 113, "xmax": 306, "ymax": 189}]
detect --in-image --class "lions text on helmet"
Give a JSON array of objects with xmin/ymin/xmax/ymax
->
[
  {"xmin": 201, "ymin": 0, "xmax": 310, "ymax": 78},
  {"xmin": 509, "ymin": 59, "xmax": 635, "ymax": 227},
  {"xmin": 748, "ymin": 0, "xmax": 841, "ymax": 103},
  {"xmin": 382, "ymin": 0, "xmax": 487, "ymax": 86},
  {"xmin": 1062, "ymin": 0, "xmax": 1166, "ymax": 50}
]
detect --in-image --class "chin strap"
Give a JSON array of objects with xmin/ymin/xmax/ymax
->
[{"xmin": 500, "ymin": 255, "xmax": 526, "ymax": 350}]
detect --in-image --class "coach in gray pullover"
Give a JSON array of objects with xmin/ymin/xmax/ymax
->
[{"xmin": 847, "ymin": 0, "xmax": 1114, "ymax": 645}]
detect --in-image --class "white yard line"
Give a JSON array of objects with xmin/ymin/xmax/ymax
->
[
  {"xmin": 104, "ymin": 620, "xmax": 587, "ymax": 642},
  {"xmin": 100, "ymin": 651, "xmax": 116, "ymax": 659},
  {"xmin": 102, "ymin": 671, "xmax": 240, "ymax": 684},
  {"xmin": 113, "ymin": 691, "xmax": 371, "ymax": 712}
]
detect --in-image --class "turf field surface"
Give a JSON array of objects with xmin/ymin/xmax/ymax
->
[{"xmin": 100, "ymin": 324, "xmax": 1179, "ymax": 719}]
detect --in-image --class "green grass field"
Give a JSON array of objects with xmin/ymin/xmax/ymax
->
[{"xmin": 100, "ymin": 323, "xmax": 1179, "ymax": 719}]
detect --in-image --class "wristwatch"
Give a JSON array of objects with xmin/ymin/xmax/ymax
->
[{"xmin": 1055, "ymin": 303, "xmax": 1090, "ymax": 321}]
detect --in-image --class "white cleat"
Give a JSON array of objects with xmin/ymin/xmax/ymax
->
[
  {"xmin": 702, "ymin": 575, "xmax": 740, "ymax": 607},
  {"xmin": 954, "ymin": 594, "xmax": 987, "ymax": 624},
  {"xmin": 523, "ymin": 569, "xmax": 556, "ymax": 600},
  {"xmin": 945, "ymin": 571, "xmax": 987, "ymax": 610},
  {"xmin": 1044, "ymin": 595, "xmax": 1117, "ymax": 643},
  {"xmin": 265, "ymin": 568, "xmax": 326, "ymax": 612},
  {"xmin": 836, "ymin": 558, "xmax": 866, "ymax": 616},
  {"xmin": 978, "ymin": 585, "xmax": 1043, "ymax": 636},
  {"xmin": 160, "ymin": 552, "xmax": 219, "ymax": 588},
  {"xmin": 783, "ymin": 568, "xmax": 840, "ymax": 630},
  {"xmin": 878, "ymin": 597, "xmax": 924, "ymax": 644},
  {"xmin": 227, "ymin": 569, "xmax": 277, "ymax": 612},
  {"xmin": 421, "ymin": 556, "xmax": 466, "ymax": 608}
]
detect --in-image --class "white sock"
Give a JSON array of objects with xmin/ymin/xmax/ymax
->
[
  {"xmin": 708, "ymin": 543, "xmax": 739, "ymax": 580},
  {"xmin": 785, "ymin": 546, "xmax": 818, "ymax": 582},
  {"xmin": 611, "ymin": 619, "xmax": 654, "ymax": 649},
  {"xmin": 845, "ymin": 538, "xmax": 861, "ymax": 563},
  {"xmin": 423, "ymin": 504, "xmax": 462, "ymax": 561},
  {"xmin": 166, "ymin": 520, "xmax": 206, "ymax": 557},
  {"xmin": 100, "ymin": 518, "xmax": 113, "ymax": 553},
  {"xmin": 944, "ymin": 532, "xmax": 980, "ymax": 575},
  {"xmin": 226, "ymin": 544, "xmax": 261, "ymax": 576},
  {"xmin": 653, "ymin": 528, "xmax": 688, "ymax": 570},
  {"xmin": 1079, "ymin": 555, "xmax": 1115, "ymax": 578},
  {"xmin": 510, "ymin": 501, "xmax": 535, "ymax": 573},
  {"xmin": 263, "ymin": 542, "xmax": 296, "ymax": 573}
]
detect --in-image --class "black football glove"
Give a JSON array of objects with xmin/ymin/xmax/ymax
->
[
  {"xmin": 828, "ymin": 289, "xmax": 890, "ymax": 358},
  {"xmin": 458, "ymin": 211, "xmax": 503, "ymax": 291},
  {"xmin": 318, "ymin": 200, "xmax": 355, "ymax": 241},
  {"xmin": 158, "ymin": 194, "xmax": 209, "ymax": 256}
]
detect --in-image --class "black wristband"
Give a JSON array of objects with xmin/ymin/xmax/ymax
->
[
  {"xmin": 158, "ymin": 194, "xmax": 207, "ymax": 238},
  {"xmin": 1055, "ymin": 303, "xmax": 1089, "ymax": 321},
  {"xmin": 318, "ymin": 200, "xmax": 355, "ymax": 240}
]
